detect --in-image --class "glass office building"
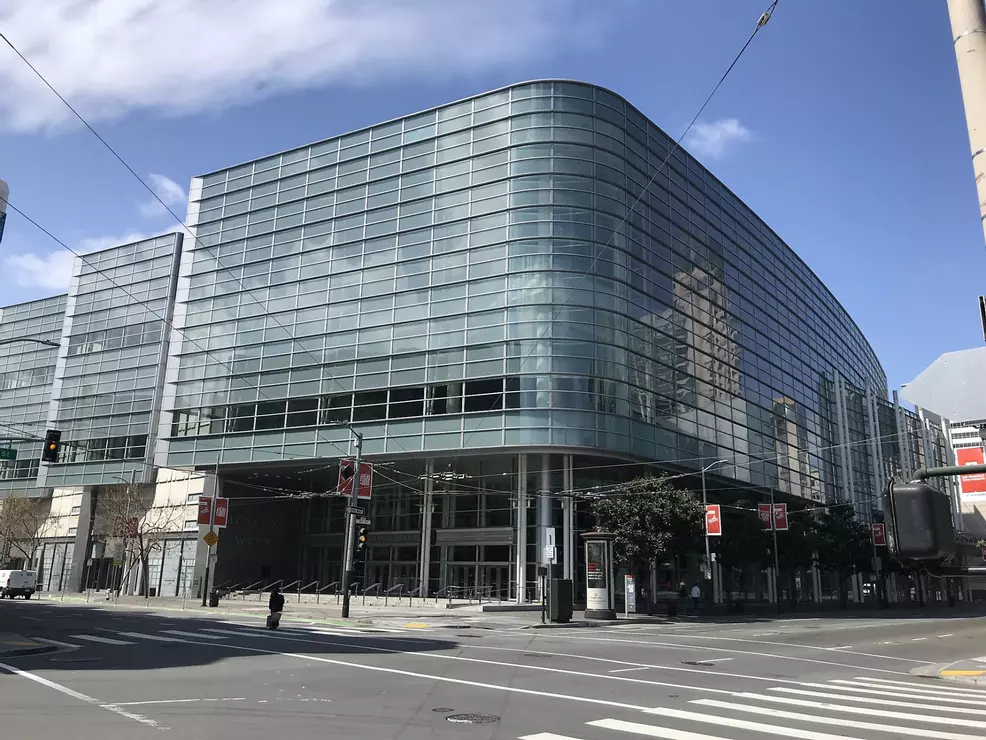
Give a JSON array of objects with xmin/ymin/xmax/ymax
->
[{"xmin": 0, "ymin": 81, "xmax": 961, "ymax": 599}]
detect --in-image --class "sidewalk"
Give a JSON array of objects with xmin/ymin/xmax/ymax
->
[
  {"xmin": 912, "ymin": 658, "xmax": 986, "ymax": 686},
  {"xmin": 0, "ymin": 633, "xmax": 55, "ymax": 658}
]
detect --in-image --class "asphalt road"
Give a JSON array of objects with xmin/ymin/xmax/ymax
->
[{"xmin": 2, "ymin": 598, "xmax": 986, "ymax": 739}]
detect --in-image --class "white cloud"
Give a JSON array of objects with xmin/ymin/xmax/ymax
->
[
  {"xmin": 139, "ymin": 173, "xmax": 187, "ymax": 217},
  {"xmin": 685, "ymin": 118, "xmax": 753, "ymax": 159},
  {"xmin": 0, "ymin": 0, "xmax": 612, "ymax": 132},
  {"xmin": 5, "ymin": 224, "xmax": 189, "ymax": 291},
  {"xmin": 5, "ymin": 250, "xmax": 75, "ymax": 290}
]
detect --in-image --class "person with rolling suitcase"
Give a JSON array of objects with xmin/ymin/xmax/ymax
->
[{"xmin": 267, "ymin": 587, "xmax": 284, "ymax": 630}]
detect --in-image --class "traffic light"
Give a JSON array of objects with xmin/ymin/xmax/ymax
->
[
  {"xmin": 356, "ymin": 526, "xmax": 368, "ymax": 554},
  {"xmin": 41, "ymin": 429, "xmax": 61, "ymax": 463},
  {"xmin": 885, "ymin": 479, "xmax": 956, "ymax": 561}
]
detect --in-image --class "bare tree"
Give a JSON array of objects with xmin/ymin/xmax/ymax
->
[
  {"xmin": 99, "ymin": 482, "xmax": 187, "ymax": 597},
  {"xmin": 0, "ymin": 494, "xmax": 54, "ymax": 569}
]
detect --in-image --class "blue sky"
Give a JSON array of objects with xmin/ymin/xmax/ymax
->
[{"xmin": 0, "ymin": 0, "xmax": 981, "ymax": 394}]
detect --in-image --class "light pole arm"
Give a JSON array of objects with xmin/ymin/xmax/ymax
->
[{"xmin": 0, "ymin": 337, "xmax": 59, "ymax": 348}]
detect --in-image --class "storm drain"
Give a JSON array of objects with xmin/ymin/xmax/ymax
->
[
  {"xmin": 432, "ymin": 708, "xmax": 454, "ymax": 713},
  {"xmin": 446, "ymin": 713, "xmax": 500, "ymax": 724}
]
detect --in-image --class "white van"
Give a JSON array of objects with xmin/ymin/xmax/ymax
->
[{"xmin": 0, "ymin": 570, "xmax": 37, "ymax": 599}]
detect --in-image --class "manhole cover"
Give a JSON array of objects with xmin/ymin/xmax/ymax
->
[
  {"xmin": 446, "ymin": 713, "xmax": 500, "ymax": 724},
  {"xmin": 432, "ymin": 708, "xmax": 454, "ymax": 713}
]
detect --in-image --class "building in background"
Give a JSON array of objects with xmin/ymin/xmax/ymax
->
[{"xmin": 0, "ymin": 81, "xmax": 963, "ymax": 603}]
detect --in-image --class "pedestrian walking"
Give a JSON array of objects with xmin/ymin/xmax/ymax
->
[
  {"xmin": 691, "ymin": 583, "xmax": 701, "ymax": 613},
  {"xmin": 267, "ymin": 586, "xmax": 285, "ymax": 630}
]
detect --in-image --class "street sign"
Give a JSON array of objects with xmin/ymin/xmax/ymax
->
[
  {"xmin": 957, "ymin": 447, "xmax": 986, "ymax": 498},
  {"xmin": 544, "ymin": 545, "xmax": 556, "ymax": 563},
  {"xmin": 338, "ymin": 459, "xmax": 373, "ymax": 499},
  {"xmin": 705, "ymin": 504, "xmax": 722, "ymax": 536},
  {"xmin": 355, "ymin": 517, "xmax": 371, "ymax": 525},
  {"xmin": 758, "ymin": 503, "xmax": 772, "ymax": 528},
  {"xmin": 345, "ymin": 506, "xmax": 365, "ymax": 516},
  {"xmin": 872, "ymin": 522, "xmax": 886, "ymax": 547},
  {"xmin": 773, "ymin": 503, "xmax": 789, "ymax": 531},
  {"xmin": 545, "ymin": 528, "xmax": 556, "ymax": 548},
  {"xmin": 203, "ymin": 530, "xmax": 219, "ymax": 548},
  {"xmin": 0, "ymin": 448, "xmax": 16, "ymax": 461}
]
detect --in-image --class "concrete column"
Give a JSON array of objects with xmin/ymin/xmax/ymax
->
[
  {"xmin": 811, "ymin": 565, "xmax": 822, "ymax": 603},
  {"xmin": 562, "ymin": 454, "xmax": 574, "ymax": 581},
  {"xmin": 66, "ymin": 487, "xmax": 97, "ymax": 592},
  {"xmin": 515, "ymin": 454, "xmax": 527, "ymax": 603},
  {"xmin": 947, "ymin": 0, "xmax": 986, "ymax": 243},
  {"xmin": 536, "ymin": 454, "xmax": 551, "ymax": 600},
  {"xmin": 418, "ymin": 459, "xmax": 434, "ymax": 595},
  {"xmin": 191, "ymin": 472, "xmax": 221, "ymax": 600}
]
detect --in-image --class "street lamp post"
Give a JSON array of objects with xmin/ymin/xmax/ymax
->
[
  {"xmin": 336, "ymin": 423, "xmax": 364, "ymax": 620},
  {"xmin": 701, "ymin": 459, "xmax": 729, "ymax": 604},
  {"xmin": 0, "ymin": 337, "xmax": 59, "ymax": 348}
]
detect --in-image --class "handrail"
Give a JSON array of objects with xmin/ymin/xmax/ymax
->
[
  {"xmin": 259, "ymin": 579, "xmax": 283, "ymax": 601},
  {"xmin": 316, "ymin": 581, "xmax": 338, "ymax": 604},
  {"xmin": 240, "ymin": 578, "xmax": 265, "ymax": 598},
  {"xmin": 299, "ymin": 580, "xmax": 319, "ymax": 602},
  {"xmin": 361, "ymin": 582, "xmax": 382, "ymax": 605},
  {"xmin": 383, "ymin": 583, "xmax": 403, "ymax": 607},
  {"xmin": 406, "ymin": 583, "xmax": 423, "ymax": 606},
  {"xmin": 434, "ymin": 585, "xmax": 448, "ymax": 604}
]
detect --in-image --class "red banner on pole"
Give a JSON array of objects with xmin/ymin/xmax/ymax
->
[
  {"xmin": 871, "ymin": 522, "xmax": 886, "ymax": 547},
  {"xmin": 772, "ymin": 503, "xmax": 789, "ymax": 531},
  {"xmin": 957, "ymin": 447, "xmax": 986, "ymax": 496},
  {"xmin": 197, "ymin": 497, "xmax": 211, "ymax": 525},
  {"xmin": 758, "ymin": 503, "xmax": 772, "ymax": 529},
  {"xmin": 213, "ymin": 497, "xmax": 229, "ymax": 529},
  {"xmin": 705, "ymin": 504, "xmax": 722, "ymax": 536},
  {"xmin": 338, "ymin": 459, "xmax": 373, "ymax": 499}
]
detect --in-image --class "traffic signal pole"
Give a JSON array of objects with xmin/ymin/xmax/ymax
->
[{"xmin": 340, "ymin": 429, "xmax": 363, "ymax": 619}]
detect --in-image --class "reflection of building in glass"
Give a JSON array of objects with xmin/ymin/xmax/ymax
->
[{"xmin": 0, "ymin": 81, "xmax": 962, "ymax": 598}]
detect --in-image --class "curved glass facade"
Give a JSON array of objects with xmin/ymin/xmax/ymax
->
[{"xmin": 159, "ymin": 80, "xmax": 886, "ymax": 504}]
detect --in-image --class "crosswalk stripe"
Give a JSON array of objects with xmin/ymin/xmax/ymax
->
[
  {"xmin": 693, "ymin": 698, "xmax": 981, "ymax": 740},
  {"xmin": 200, "ymin": 628, "xmax": 263, "ymax": 637},
  {"xmin": 70, "ymin": 634, "xmax": 134, "ymax": 645},
  {"xmin": 796, "ymin": 681, "xmax": 986, "ymax": 706},
  {"xmin": 822, "ymin": 680, "xmax": 986, "ymax": 704},
  {"xmin": 33, "ymin": 637, "xmax": 82, "ymax": 649},
  {"xmin": 113, "ymin": 632, "xmax": 186, "ymax": 643},
  {"xmin": 163, "ymin": 630, "xmax": 227, "ymax": 640},
  {"xmin": 770, "ymin": 687, "xmax": 986, "ymax": 716},
  {"xmin": 596, "ymin": 715, "xmax": 864, "ymax": 740},
  {"xmin": 587, "ymin": 718, "xmax": 730, "ymax": 740},
  {"xmin": 518, "ymin": 734, "xmax": 583, "ymax": 740},
  {"xmin": 832, "ymin": 677, "xmax": 986, "ymax": 697},
  {"xmin": 736, "ymin": 691, "xmax": 986, "ymax": 729},
  {"xmin": 856, "ymin": 676, "xmax": 986, "ymax": 694}
]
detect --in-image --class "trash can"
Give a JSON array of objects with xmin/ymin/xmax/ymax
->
[
  {"xmin": 549, "ymin": 579, "xmax": 573, "ymax": 623},
  {"xmin": 208, "ymin": 589, "xmax": 220, "ymax": 608}
]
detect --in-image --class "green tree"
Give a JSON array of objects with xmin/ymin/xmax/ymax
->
[
  {"xmin": 815, "ymin": 505, "xmax": 871, "ymax": 605},
  {"xmin": 591, "ymin": 476, "xmax": 704, "ymax": 585}
]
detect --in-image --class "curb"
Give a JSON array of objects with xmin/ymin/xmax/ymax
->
[
  {"xmin": 910, "ymin": 661, "xmax": 986, "ymax": 686},
  {"xmin": 527, "ymin": 621, "xmax": 601, "ymax": 629},
  {"xmin": 0, "ymin": 645, "xmax": 57, "ymax": 659}
]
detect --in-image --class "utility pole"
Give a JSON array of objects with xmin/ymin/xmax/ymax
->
[
  {"xmin": 947, "ymin": 0, "xmax": 986, "ymax": 242},
  {"xmin": 340, "ymin": 428, "xmax": 363, "ymax": 619},
  {"xmin": 769, "ymin": 488, "xmax": 781, "ymax": 617},
  {"xmin": 700, "ymin": 460, "xmax": 727, "ymax": 604},
  {"xmin": 200, "ymin": 464, "xmax": 219, "ymax": 607}
]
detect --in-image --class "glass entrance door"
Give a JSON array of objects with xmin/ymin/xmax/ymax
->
[{"xmin": 481, "ymin": 565, "xmax": 510, "ymax": 602}]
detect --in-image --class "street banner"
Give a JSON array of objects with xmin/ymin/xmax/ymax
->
[
  {"xmin": 338, "ymin": 459, "xmax": 373, "ymax": 499},
  {"xmin": 198, "ymin": 496, "xmax": 211, "ymax": 525},
  {"xmin": 198, "ymin": 496, "xmax": 229, "ymax": 528},
  {"xmin": 772, "ymin": 503, "xmax": 789, "ymax": 531},
  {"xmin": 705, "ymin": 504, "xmax": 722, "ymax": 536},
  {"xmin": 957, "ymin": 447, "xmax": 986, "ymax": 500},
  {"xmin": 872, "ymin": 522, "xmax": 886, "ymax": 547},
  {"xmin": 758, "ymin": 503, "xmax": 772, "ymax": 529}
]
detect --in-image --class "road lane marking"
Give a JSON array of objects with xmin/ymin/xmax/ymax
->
[
  {"xmin": 519, "ymin": 734, "xmax": 584, "ymax": 740},
  {"xmin": 736, "ymin": 691, "xmax": 986, "ymax": 729},
  {"xmin": 33, "ymin": 638, "xmax": 82, "ymax": 649},
  {"xmin": 111, "ymin": 698, "xmax": 246, "ymax": 706},
  {"xmin": 912, "ymin": 637, "xmax": 927, "ymax": 641},
  {"xmin": 604, "ymin": 711, "xmax": 863, "ymax": 740},
  {"xmin": 604, "ymin": 631, "xmax": 926, "ymax": 664},
  {"xmin": 608, "ymin": 667, "xmax": 651, "ymax": 673},
  {"xmin": 538, "ymin": 633, "xmax": 910, "ymax": 674},
  {"xmin": 113, "ymin": 632, "xmax": 187, "ymax": 643},
  {"xmin": 857, "ymin": 677, "xmax": 986, "ymax": 696},
  {"xmin": 770, "ymin": 687, "xmax": 986, "ymax": 716},
  {"xmin": 938, "ymin": 634, "xmax": 954, "ymax": 638},
  {"xmin": 694, "ymin": 698, "xmax": 981, "ymax": 740},
  {"xmin": 588, "ymin": 718, "xmax": 730, "ymax": 740},
  {"xmin": 70, "ymin": 634, "xmax": 135, "ymax": 645},
  {"xmin": 163, "ymin": 630, "xmax": 227, "ymax": 640},
  {"xmin": 798, "ymin": 681, "xmax": 986, "ymax": 705},
  {"xmin": 830, "ymin": 678, "xmax": 986, "ymax": 699},
  {"xmin": 0, "ymin": 662, "xmax": 164, "ymax": 729}
]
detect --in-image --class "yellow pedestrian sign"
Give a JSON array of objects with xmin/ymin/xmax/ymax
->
[{"xmin": 203, "ymin": 530, "xmax": 219, "ymax": 548}]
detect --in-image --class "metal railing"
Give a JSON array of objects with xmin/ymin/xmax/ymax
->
[
  {"xmin": 298, "ymin": 580, "xmax": 319, "ymax": 602},
  {"xmin": 316, "ymin": 581, "xmax": 338, "ymax": 604},
  {"xmin": 361, "ymin": 582, "xmax": 381, "ymax": 605},
  {"xmin": 383, "ymin": 583, "xmax": 403, "ymax": 606},
  {"xmin": 259, "ymin": 579, "xmax": 283, "ymax": 601}
]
